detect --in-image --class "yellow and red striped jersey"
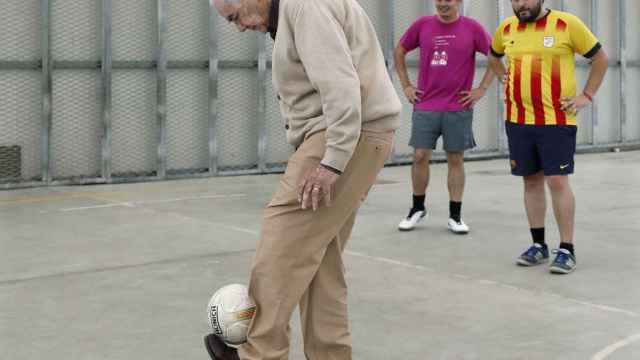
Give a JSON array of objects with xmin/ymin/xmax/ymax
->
[{"xmin": 491, "ymin": 10, "xmax": 600, "ymax": 125}]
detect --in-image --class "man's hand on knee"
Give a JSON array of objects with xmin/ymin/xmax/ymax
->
[{"xmin": 298, "ymin": 164, "xmax": 340, "ymax": 211}]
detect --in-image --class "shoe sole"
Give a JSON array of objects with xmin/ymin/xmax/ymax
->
[
  {"xmin": 550, "ymin": 265, "xmax": 576, "ymax": 274},
  {"xmin": 204, "ymin": 334, "xmax": 221, "ymax": 360},
  {"xmin": 448, "ymin": 227, "xmax": 469, "ymax": 235},
  {"xmin": 516, "ymin": 258, "xmax": 549, "ymax": 266},
  {"xmin": 398, "ymin": 213, "xmax": 427, "ymax": 231}
]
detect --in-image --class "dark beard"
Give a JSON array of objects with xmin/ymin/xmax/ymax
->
[{"xmin": 514, "ymin": 1, "xmax": 543, "ymax": 22}]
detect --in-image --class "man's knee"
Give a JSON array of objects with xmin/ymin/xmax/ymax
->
[
  {"xmin": 546, "ymin": 175, "xmax": 570, "ymax": 192},
  {"xmin": 413, "ymin": 149, "xmax": 431, "ymax": 165},
  {"xmin": 524, "ymin": 172, "xmax": 545, "ymax": 191},
  {"xmin": 447, "ymin": 152, "xmax": 464, "ymax": 168}
]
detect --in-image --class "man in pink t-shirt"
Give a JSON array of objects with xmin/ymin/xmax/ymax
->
[{"xmin": 395, "ymin": 0, "xmax": 495, "ymax": 234}]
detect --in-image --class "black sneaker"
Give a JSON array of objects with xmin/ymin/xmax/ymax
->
[{"xmin": 204, "ymin": 334, "xmax": 239, "ymax": 360}]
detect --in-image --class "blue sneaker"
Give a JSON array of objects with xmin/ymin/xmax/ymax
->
[
  {"xmin": 516, "ymin": 243, "xmax": 549, "ymax": 266},
  {"xmin": 550, "ymin": 249, "xmax": 577, "ymax": 274}
]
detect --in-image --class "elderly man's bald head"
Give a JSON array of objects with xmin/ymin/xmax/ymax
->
[
  {"xmin": 213, "ymin": 0, "xmax": 240, "ymax": 15},
  {"xmin": 213, "ymin": 0, "xmax": 271, "ymax": 33}
]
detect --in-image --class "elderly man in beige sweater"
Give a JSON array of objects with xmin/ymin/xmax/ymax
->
[{"xmin": 207, "ymin": 0, "xmax": 402, "ymax": 359}]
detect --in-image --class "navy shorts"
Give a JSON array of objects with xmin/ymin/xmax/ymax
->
[{"xmin": 505, "ymin": 122, "xmax": 577, "ymax": 176}]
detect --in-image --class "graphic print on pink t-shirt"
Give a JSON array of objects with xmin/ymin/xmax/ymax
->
[{"xmin": 400, "ymin": 16, "xmax": 492, "ymax": 112}]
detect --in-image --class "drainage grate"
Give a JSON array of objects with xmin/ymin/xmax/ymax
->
[{"xmin": 0, "ymin": 145, "xmax": 21, "ymax": 180}]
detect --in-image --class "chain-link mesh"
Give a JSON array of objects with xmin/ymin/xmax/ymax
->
[
  {"xmin": 594, "ymin": 69, "xmax": 621, "ymax": 144},
  {"xmin": 630, "ymin": 68, "xmax": 640, "ymax": 141},
  {"xmin": 52, "ymin": 0, "xmax": 101, "ymax": 61},
  {"xmin": 51, "ymin": 71, "xmax": 101, "ymax": 180},
  {"xmin": 625, "ymin": 1, "xmax": 640, "ymax": 141},
  {"xmin": 0, "ymin": 1, "xmax": 40, "ymax": 61},
  {"xmin": 394, "ymin": 0, "xmax": 424, "ymax": 63},
  {"xmin": 0, "ymin": 71, "xmax": 41, "ymax": 182},
  {"xmin": 112, "ymin": 71, "xmax": 157, "ymax": 177},
  {"xmin": 113, "ymin": 0, "xmax": 155, "ymax": 62},
  {"xmin": 597, "ymin": 2, "xmax": 618, "ymax": 61},
  {"xmin": 472, "ymin": 68, "xmax": 499, "ymax": 152},
  {"xmin": 217, "ymin": 69, "xmax": 258, "ymax": 171},
  {"xmin": 0, "ymin": 0, "xmax": 638, "ymax": 188},
  {"xmin": 629, "ymin": 0, "xmax": 640, "ymax": 61},
  {"xmin": 575, "ymin": 67, "xmax": 594, "ymax": 144},
  {"xmin": 392, "ymin": 67, "xmax": 419, "ymax": 159},
  {"xmin": 464, "ymin": 0, "xmax": 497, "ymax": 30},
  {"xmin": 167, "ymin": 0, "xmax": 209, "ymax": 62},
  {"xmin": 218, "ymin": 20, "xmax": 257, "ymax": 62},
  {"xmin": 357, "ymin": 0, "xmax": 388, "ymax": 55},
  {"xmin": 166, "ymin": 70, "xmax": 209, "ymax": 174}
]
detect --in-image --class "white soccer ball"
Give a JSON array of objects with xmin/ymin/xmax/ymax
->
[{"xmin": 207, "ymin": 284, "xmax": 256, "ymax": 346}]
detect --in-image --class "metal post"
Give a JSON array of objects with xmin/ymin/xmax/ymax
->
[
  {"xmin": 497, "ymin": 0, "xmax": 507, "ymax": 154},
  {"xmin": 387, "ymin": 0, "xmax": 399, "ymax": 163},
  {"xmin": 157, "ymin": 0, "xmax": 168, "ymax": 178},
  {"xmin": 590, "ymin": 0, "xmax": 598, "ymax": 145},
  {"xmin": 559, "ymin": 0, "xmax": 566, "ymax": 12},
  {"xmin": 618, "ymin": 0, "xmax": 627, "ymax": 143},
  {"xmin": 209, "ymin": 0, "xmax": 219, "ymax": 175},
  {"xmin": 101, "ymin": 0, "xmax": 113, "ymax": 181},
  {"xmin": 40, "ymin": 0, "xmax": 52, "ymax": 183},
  {"xmin": 257, "ymin": 34, "xmax": 267, "ymax": 172}
]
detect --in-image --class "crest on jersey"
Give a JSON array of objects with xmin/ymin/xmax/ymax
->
[{"xmin": 543, "ymin": 36, "xmax": 555, "ymax": 48}]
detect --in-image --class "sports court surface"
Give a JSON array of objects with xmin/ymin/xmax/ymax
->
[{"xmin": 1, "ymin": 151, "xmax": 639, "ymax": 360}]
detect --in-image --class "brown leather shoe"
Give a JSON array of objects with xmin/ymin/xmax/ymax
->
[{"xmin": 204, "ymin": 334, "xmax": 239, "ymax": 360}]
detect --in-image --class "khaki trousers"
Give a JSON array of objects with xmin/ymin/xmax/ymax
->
[{"xmin": 238, "ymin": 129, "xmax": 394, "ymax": 360}]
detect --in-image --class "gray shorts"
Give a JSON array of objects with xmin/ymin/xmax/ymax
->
[{"xmin": 409, "ymin": 110, "xmax": 476, "ymax": 152}]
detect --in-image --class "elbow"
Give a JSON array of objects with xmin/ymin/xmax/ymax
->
[
  {"xmin": 600, "ymin": 51, "xmax": 609, "ymax": 67},
  {"xmin": 593, "ymin": 48, "xmax": 609, "ymax": 68},
  {"xmin": 394, "ymin": 44, "xmax": 406, "ymax": 59}
]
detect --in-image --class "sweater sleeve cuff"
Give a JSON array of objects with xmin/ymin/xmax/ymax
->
[
  {"xmin": 320, "ymin": 163, "xmax": 342, "ymax": 175},
  {"xmin": 320, "ymin": 148, "xmax": 352, "ymax": 174}
]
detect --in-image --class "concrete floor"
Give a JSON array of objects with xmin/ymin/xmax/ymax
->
[{"xmin": 1, "ymin": 151, "xmax": 639, "ymax": 360}]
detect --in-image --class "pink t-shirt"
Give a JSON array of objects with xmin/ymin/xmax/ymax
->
[{"xmin": 400, "ymin": 16, "xmax": 491, "ymax": 112}]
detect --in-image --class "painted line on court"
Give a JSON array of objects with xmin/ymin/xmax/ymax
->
[
  {"xmin": 592, "ymin": 333, "xmax": 640, "ymax": 360},
  {"xmin": 0, "ymin": 250, "xmax": 253, "ymax": 286},
  {"xmin": 202, "ymin": 223, "xmax": 640, "ymax": 320},
  {"xmin": 345, "ymin": 250, "xmax": 640, "ymax": 319},
  {"xmin": 39, "ymin": 193, "xmax": 247, "ymax": 213}
]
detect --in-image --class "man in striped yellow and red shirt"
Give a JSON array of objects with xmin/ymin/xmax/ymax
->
[{"xmin": 488, "ymin": 0, "xmax": 608, "ymax": 274}]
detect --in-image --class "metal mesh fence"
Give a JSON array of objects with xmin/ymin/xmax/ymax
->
[
  {"xmin": 217, "ymin": 69, "xmax": 259, "ymax": 171},
  {"xmin": 392, "ymin": 67, "xmax": 419, "ymax": 159},
  {"xmin": 167, "ymin": 70, "xmax": 209, "ymax": 174},
  {"xmin": 630, "ymin": 68, "xmax": 640, "ymax": 141},
  {"xmin": 358, "ymin": 0, "xmax": 389, "ymax": 56},
  {"xmin": 51, "ymin": 71, "xmax": 102, "ymax": 180},
  {"xmin": 113, "ymin": 0, "xmax": 156, "ymax": 62},
  {"xmin": 111, "ymin": 71, "xmax": 157, "ymax": 177},
  {"xmin": 51, "ymin": 0, "xmax": 101, "ymax": 61},
  {"xmin": 167, "ymin": 0, "xmax": 209, "ymax": 62},
  {"xmin": 219, "ymin": 20, "xmax": 257, "ymax": 62},
  {"xmin": 0, "ymin": 71, "xmax": 41, "ymax": 182},
  {"xmin": 1, "ymin": 0, "xmax": 638, "ymax": 188},
  {"xmin": 0, "ymin": 1, "xmax": 41, "ymax": 62}
]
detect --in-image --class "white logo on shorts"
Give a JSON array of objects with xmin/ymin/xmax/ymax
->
[
  {"xmin": 560, "ymin": 163, "xmax": 570, "ymax": 170},
  {"xmin": 543, "ymin": 36, "xmax": 555, "ymax": 48}
]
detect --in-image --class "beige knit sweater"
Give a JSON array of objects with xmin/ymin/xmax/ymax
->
[{"xmin": 272, "ymin": 0, "xmax": 402, "ymax": 172}]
